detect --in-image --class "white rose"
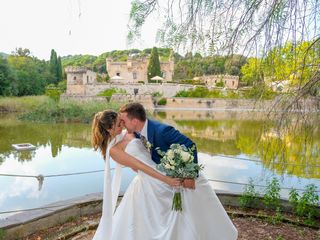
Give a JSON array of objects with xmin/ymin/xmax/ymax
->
[
  {"xmin": 164, "ymin": 163, "xmax": 171, "ymax": 169},
  {"xmin": 167, "ymin": 149, "xmax": 174, "ymax": 159},
  {"xmin": 181, "ymin": 151, "xmax": 191, "ymax": 162},
  {"xmin": 169, "ymin": 159, "xmax": 176, "ymax": 165}
]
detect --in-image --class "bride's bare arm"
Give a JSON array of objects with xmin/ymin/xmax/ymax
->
[{"xmin": 110, "ymin": 145, "xmax": 181, "ymax": 187}]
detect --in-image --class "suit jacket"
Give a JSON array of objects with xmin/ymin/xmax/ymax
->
[{"xmin": 146, "ymin": 119, "xmax": 198, "ymax": 164}]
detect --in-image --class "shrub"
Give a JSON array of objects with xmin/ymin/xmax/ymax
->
[
  {"xmin": 152, "ymin": 91, "xmax": 163, "ymax": 97},
  {"xmin": 97, "ymin": 88, "xmax": 126, "ymax": 100},
  {"xmin": 240, "ymin": 178, "xmax": 260, "ymax": 208},
  {"xmin": 263, "ymin": 177, "xmax": 281, "ymax": 210},
  {"xmin": 45, "ymin": 84, "xmax": 63, "ymax": 101},
  {"xmin": 289, "ymin": 184, "xmax": 319, "ymax": 222},
  {"xmin": 157, "ymin": 98, "xmax": 167, "ymax": 105},
  {"xmin": 215, "ymin": 81, "xmax": 225, "ymax": 87}
]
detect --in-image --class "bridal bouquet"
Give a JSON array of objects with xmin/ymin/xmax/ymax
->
[{"xmin": 156, "ymin": 144, "xmax": 203, "ymax": 211}]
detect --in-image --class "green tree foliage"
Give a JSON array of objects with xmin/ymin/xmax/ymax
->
[
  {"xmin": 224, "ymin": 55, "xmax": 247, "ymax": 76},
  {"xmin": 57, "ymin": 56, "xmax": 62, "ymax": 81},
  {"xmin": 173, "ymin": 55, "xmax": 227, "ymax": 80},
  {"xmin": 147, "ymin": 47, "xmax": 161, "ymax": 80},
  {"xmin": 13, "ymin": 47, "xmax": 31, "ymax": 57},
  {"xmin": 241, "ymin": 41, "xmax": 320, "ymax": 88},
  {"xmin": 49, "ymin": 49, "xmax": 63, "ymax": 84},
  {"xmin": 7, "ymin": 54, "xmax": 50, "ymax": 96},
  {"xmin": 241, "ymin": 58, "xmax": 264, "ymax": 86},
  {"xmin": 0, "ymin": 56, "xmax": 16, "ymax": 96}
]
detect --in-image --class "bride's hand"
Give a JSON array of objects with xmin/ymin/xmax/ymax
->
[{"xmin": 165, "ymin": 177, "xmax": 182, "ymax": 187}]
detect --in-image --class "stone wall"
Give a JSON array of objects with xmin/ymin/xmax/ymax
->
[
  {"xmin": 195, "ymin": 75, "xmax": 239, "ymax": 89},
  {"xmin": 110, "ymin": 94, "xmax": 154, "ymax": 109},
  {"xmin": 82, "ymin": 83, "xmax": 195, "ymax": 97},
  {"xmin": 65, "ymin": 67, "xmax": 97, "ymax": 86},
  {"xmin": 61, "ymin": 94, "xmax": 106, "ymax": 102},
  {"xmin": 66, "ymin": 85, "xmax": 86, "ymax": 95},
  {"xmin": 164, "ymin": 97, "xmax": 273, "ymax": 110}
]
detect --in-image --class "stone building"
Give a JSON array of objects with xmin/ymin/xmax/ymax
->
[
  {"xmin": 106, "ymin": 56, "xmax": 174, "ymax": 83},
  {"xmin": 65, "ymin": 67, "xmax": 97, "ymax": 95},
  {"xmin": 195, "ymin": 75, "xmax": 239, "ymax": 89}
]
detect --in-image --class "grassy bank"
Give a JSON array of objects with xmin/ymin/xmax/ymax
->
[
  {"xmin": 19, "ymin": 99, "xmax": 120, "ymax": 123},
  {"xmin": 0, "ymin": 96, "xmax": 52, "ymax": 112}
]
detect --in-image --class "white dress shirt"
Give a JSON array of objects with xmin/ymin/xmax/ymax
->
[{"xmin": 140, "ymin": 119, "xmax": 148, "ymax": 140}]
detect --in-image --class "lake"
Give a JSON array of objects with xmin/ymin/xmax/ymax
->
[{"xmin": 0, "ymin": 110, "xmax": 319, "ymax": 219}]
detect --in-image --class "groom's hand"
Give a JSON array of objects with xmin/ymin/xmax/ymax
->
[{"xmin": 182, "ymin": 179, "xmax": 195, "ymax": 189}]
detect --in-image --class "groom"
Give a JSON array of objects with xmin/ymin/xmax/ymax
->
[{"xmin": 119, "ymin": 102, "xmax": 198, "ymax": 189}]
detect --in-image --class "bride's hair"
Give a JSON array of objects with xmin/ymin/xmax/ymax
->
[{"xmin": 92, "ymin": 110, "xmax": 118, "ymax": 160}]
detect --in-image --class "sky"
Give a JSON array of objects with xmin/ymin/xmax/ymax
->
[{"xmin": 0, "ymin": 0, "xmax": 159, "ymax": 60}]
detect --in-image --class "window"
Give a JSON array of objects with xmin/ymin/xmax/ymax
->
[
  {"xmin": 116, "ymin": 72, "xmax": 120, "ymax": 76},
  {"xmin": 162, "ymin": 72, "xmax": 166, "ymax": 78},
  {"xmin": 133, "ymin": 72, "xmax": 137, "ymax": 79},
  {"xmin": 232, "ymin": 81, "xmax": 235, "ymax": 86},
  {"xmin": 73, "ymin": 76, "xmax": 76, "ymax": 80},
  {"xmin": 87, "ymin": 76, "xmax": 89, "ymax": 83}
]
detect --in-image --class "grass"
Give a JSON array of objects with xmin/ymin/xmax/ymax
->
[
  {"xmin": 0, "ymin": 96, "xmax": 52, "ymax": 112},
  {"xmin": 19, "ymin": 99, "xmax": 121, "ymax": 123},
  {"xmin": 0, "ymin": 229, "xmax": 5, "ymax": 240}
]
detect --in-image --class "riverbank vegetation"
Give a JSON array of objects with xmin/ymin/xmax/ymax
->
[
  {"xmin": 19, "ymin": 99, "xmax": 120, "ymax": 123},
  {"xmin": 0, "ymin": 95, "xmax": 119, "ymax": 123},
  {"xmin": 240, "ymin": 177, "xmax": 319, "ymax": 227},
  {"xmin": 0, "ymin": 96, "xmax": 52, "ymax": 112}
]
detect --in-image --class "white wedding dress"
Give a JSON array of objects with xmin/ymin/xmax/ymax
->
[{"xmin": 111, "ymin": 138, "xmax": 238, "ymax": 240}]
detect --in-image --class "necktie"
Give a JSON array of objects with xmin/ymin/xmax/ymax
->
[{"xmin": 140, "ymin": 135, "xmax": 151, "ymax": 150}]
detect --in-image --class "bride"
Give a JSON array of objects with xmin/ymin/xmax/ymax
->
[{"xmin": 91, "ymin": 110, "xmax": 238, "ymax": 240}]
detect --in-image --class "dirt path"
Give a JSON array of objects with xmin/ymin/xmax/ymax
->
[{"xmin": 22, "ymin": 211, "xmax": 319, "ymax": 240}]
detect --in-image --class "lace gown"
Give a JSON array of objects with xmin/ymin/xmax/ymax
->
[{"xmin": 111, "ymin": 138, "xmax": 238, "ymax": 240}]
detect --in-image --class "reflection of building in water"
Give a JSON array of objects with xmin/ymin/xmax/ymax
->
[{"xmin": 178, "ymin": 125, "xmax": 237, "ymax": 142}]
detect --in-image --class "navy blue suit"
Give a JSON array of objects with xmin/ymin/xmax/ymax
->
[{"xmin": 146, "ymin": 119, "xmax": 198, "ymax": 165}]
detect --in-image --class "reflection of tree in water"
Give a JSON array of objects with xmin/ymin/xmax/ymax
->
[
  {"xmin": 0, "ymin": 117, "xmax": 92, "ymax": 162},
  {"xmin": 12, "ymin": 150, "xmax": 36, "ymax": 162},
  {"xmin": 158, "ymin": 116, "xmax": 319, "ymax": 179},
  {"xmin": 259, "ymin": 120, "xmax": 320, "ymax": 179}
]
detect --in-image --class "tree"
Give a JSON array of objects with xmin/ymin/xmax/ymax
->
[
  {"xmin": 241, "ymin": 58, "xmax": 264, "ymax": 86},
  {"xmin": 57, "ymin": 56, "xmax": 63, "ymax": 81},
  {"xmin": 49, "ymin": 49, "xmax": 63, "ymax": 84},
  {"xmin": 13, "ymin": 48, "xmax": 31, "ymax": 57},
  {"xmin": 224, "ymin": 55, "xmax": 247, "ymax": 76},
  {"xmin": 0, "ymin": 56, "xmax": 16, "ymax": 96},
  {"xmin": 147, "ymin": 47, "xmax": 161, "ymax": 80},
  {"xmin": 8, "ymin": 55, "xmax": 49, "ymax": 96}
]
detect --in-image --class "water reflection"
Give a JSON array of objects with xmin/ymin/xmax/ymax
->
[
  {"xmin": 153, "ymin": 110, "xmax": 320, "ymax": 179},
  {"xmin": 0, "ymin": 115, "xmax": 92, "ymax": 163},
  {"xmin": 0, "ymin": 111, "xmax": 319, "ymax": 219}
]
